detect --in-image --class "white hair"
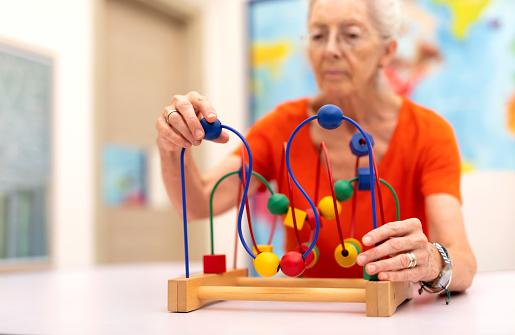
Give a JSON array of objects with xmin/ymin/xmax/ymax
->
[{"xmin": 309, "ymin": 0, "xmax": 402, "ymax": 40}]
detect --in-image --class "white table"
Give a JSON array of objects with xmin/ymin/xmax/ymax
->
[{"xmin": 0, "ymin": 263, "xmax": 513, "ymax": 335}]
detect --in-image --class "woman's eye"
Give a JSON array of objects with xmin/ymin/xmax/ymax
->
[
  {"xmin": 347, "ymin": 33, "xmax": 360, "ymax": 39},
  {"xmin": 312, "ymin": 34, "xmax": 324, "ymax": 41}
]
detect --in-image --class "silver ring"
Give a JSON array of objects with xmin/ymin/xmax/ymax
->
[
  {"xmin": 166, "ymin": 109, "xmax": 180, "ymax": 125},
  {"xmin": 406, "ymin": 252, "xmax": 417, "ymax": 269}
]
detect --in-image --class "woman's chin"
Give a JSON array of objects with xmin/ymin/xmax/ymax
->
[{"xmin": 321, "ymin": 84, "xmax": 355, "ymax": 100}]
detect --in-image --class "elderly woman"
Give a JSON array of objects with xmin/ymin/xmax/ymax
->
[{"xmin": 156, "ymin": 0, "xmax": 476, "ymax": 294}]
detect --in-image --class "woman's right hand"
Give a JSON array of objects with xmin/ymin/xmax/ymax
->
[{"xmin": 156, "ymin": 91, "xmax": 230, "ymax": 152}]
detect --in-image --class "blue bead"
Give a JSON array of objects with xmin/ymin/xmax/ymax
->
[
  {"xmin": 349, "ymin": 131, "xmax": 375, "ymax": 157},
  {"xmin": 200, "ymin": 118, "xmax": 222, "ymax": 141},
  {"xmin": 357, "ymin": 167, "xmax": 372, "ymax": 191},
  {"xmin": 317, "ymin": 104, "xmax": 343, "ymax": 130}
]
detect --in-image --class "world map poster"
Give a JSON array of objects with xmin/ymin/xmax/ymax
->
[{"xmin": 248, "ymin": 0, "xmax": 515, "ymax": 171}]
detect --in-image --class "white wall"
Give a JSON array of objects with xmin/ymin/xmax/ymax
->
[
  {"xmin": 195, "ymin": 0, "xmax": 250, "ymax": 267},
  {"xmin": 0, "ymin": 0, "xmax": 95, "ymax": 268},
  {"xmin": 462, "ymin": 171, "xmax": 515, "ymax": 272}
]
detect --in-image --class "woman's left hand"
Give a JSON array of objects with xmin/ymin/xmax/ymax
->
[{"xmin": 356, "ymin": 218, "xmax": 439, "ymax": 282}]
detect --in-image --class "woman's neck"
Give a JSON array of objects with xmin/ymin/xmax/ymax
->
[{"xmin": 309, "ymin": 73, "xmax": 402, "ymax": 128}]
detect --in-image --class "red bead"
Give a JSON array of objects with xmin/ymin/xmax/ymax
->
[
  {"xmin": 305, "ymin": 207, "xmax": 323, "ymax": 230},
  {"xmin": 293, "ymin": 244, "xmax": 315, "ymax": 269},
  {"xmin": 203, "ymin": 254, "xmax": 226, "ymax": 274},
  {"xmin": 280, "ymin": 251, "xmax": 306, "ymax": 277}
]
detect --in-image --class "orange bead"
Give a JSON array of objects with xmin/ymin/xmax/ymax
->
[
  {"xmin": 318, "ymin": 196, "xmax": 341, "ymax": 220},
  {"xmin": 253, "ymin": 252, "xmax": 280, "ymax": 277},
  {"xmin": 334, "ymin": 242, "xmax": 359, "ymax": 268},
  {"xmin": 280, "ymin": 251, "xmax": 306, "ymax": 277}
]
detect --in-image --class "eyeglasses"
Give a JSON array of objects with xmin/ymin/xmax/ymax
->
[{"xmin": 303, "ymin": 28, "xmax": 372, "ymax": 50}]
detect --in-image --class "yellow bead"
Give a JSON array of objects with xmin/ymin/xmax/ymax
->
[
  {"xmin": 253, "ymin": 252, "xmax": 280, "ymax": 277},
  {"xmin": 344, "ymin": 238, "xmax": 363, "ymax": 253},
  {"xmin": 283, "ymin": 207, "xmax": 306, "ymax": 230},
  {"xmin": 334, "ymin": 242, "xmax": 359, "ymax": 268},
  {"xmin": 318, "ymin": 196, "xmax": 341, "ymax": 220},
  {"xmin": 252, "ymin": 245, "xmax": 273, "ymax": 256}
]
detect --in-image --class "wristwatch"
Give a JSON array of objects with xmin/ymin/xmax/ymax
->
[{"xmin": 419, "ymin": 242, "xmax": 453, "ymax": 304}]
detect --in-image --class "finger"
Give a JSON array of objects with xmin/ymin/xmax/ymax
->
[
  {"xmin": 357, "ymin": 236, "xmax": 409, "ymax": 265},
  {"xmin": 156, "ymin": 117, "xmax": 192, "ymax": 149},
  {"xmin": 211, "ymin": 130, "xmax": 230, "ymax": 144},
  {"xmin": 364, "ymin": 252, "xmax": 417, "ymax": 275},
  {"xmin": 165, "ymin": 109, "xmax": 201, "ymax": 146},
  {"xmin": 172, "ymin": 95, "xmax": 205, "ymax": 141},
  {"xmin": 188, "ymin": 92, "xmax": 218, "ymax": 123},
  {"xmin": 377, "ymin": 266, "xmax": 425, "ymax": 282},
  {"xmin": 362, "ymin": 218, "xmax": 422, "ymax": 247}
]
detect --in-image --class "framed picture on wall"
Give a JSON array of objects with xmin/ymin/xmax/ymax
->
[{"xmin": 0, "ymin": 39, "xmax": 53, "ymax": 270}]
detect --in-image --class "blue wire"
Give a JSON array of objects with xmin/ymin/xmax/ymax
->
[
  {"xmin": 221, "ymin": 125, "xmax": 257, "ymax": 259},
  {"xmin": 340, "ymin": 116, "xmax": 377, "ymax": 230},
  {"xmin": 285, "ymin": 115, "xmax": 378, "ymax": 262},
  {"xmin": 180, "ymin": 147, "xmax": 190, "ymax": 278},
  {"xmin": 285, "ymin": 116, "xmax": 320, "ymax": 260}
]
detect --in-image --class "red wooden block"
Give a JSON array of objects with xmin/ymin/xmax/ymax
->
[{"xmin": 203, "ymin": 254, "xmax": 226, "ymax": 274}]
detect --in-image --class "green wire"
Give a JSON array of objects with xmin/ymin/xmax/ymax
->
[
  {"xmin": 349, "ymin": 177, "xmax": 400, "ymax": 221},
  {"xmin": 209, "ymin": 170, "xmax": 274, "ymax": 255}
]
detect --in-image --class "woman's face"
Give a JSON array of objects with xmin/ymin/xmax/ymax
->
[{"xmin": 308, "ymin": 0, "xmax": 388, "ymax": 98}]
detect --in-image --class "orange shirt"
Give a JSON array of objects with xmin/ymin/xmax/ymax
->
[{"xmin": 239, "ymin": 97, "xmax": 461, "ymax": 278}]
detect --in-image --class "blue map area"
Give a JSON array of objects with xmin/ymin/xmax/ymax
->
[{"xmin": 249, "ymin": 0, "xmax": 515, "ymax": 170}]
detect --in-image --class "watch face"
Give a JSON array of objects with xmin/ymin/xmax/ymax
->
[{"xmin": 438, "ymin": 265, "xmax": 453, "ymax": 287}]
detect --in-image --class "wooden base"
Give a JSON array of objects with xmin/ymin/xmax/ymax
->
[{"xmin": 168, "ymin": 268, "xmax": 412, "ymax": 317}]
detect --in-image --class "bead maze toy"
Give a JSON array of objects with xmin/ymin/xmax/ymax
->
[{"xmin": 168, "ymin": 105, "xmax": 412, "ymax": 317}]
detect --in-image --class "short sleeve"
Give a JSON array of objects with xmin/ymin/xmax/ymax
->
[
  {"xmin": 419, "ymin": 118, "xmax": 462, "ymax": 202},
  {"xmin": 231, "ymin": 112, "xmax": 276, "ymax": 182}
]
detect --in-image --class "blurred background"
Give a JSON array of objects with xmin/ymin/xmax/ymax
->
[{"xmin": 0, "ymin": 0, "xmax": 514, "ymax": 274}]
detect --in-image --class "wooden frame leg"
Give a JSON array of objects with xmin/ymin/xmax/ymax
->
[{"xmin": 365, "ymin": 281, "xmax": 413, "ymax": 317}]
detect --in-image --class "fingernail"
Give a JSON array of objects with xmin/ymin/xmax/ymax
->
[
  {"xmin": 358, "ymin": 254, "xmax": 367, "ymax": 264},
  {"xmin": 208, "ymin": 112, "xmax": 216, "ymax": 119},
  {"xmin": 184, "ymin": 142, "xmax": 191, "ymax": 148},
  {"xmin": 194, "ymin": 139, "xmax": 201, "ymax": 146},
  {"xmin": 380, "ymin": 273, "xmax": 388, "ymax": 280},
  {"xmin": 368, "ymin": 264, "xmax": 376, "ymax": 273},
  {"xmin": 195, "ymin": 130, "xmax": 204, "ymax": 139},
  {"xmin": 363, "ymin": 236, "xmax": 372, "ymax": 245}
]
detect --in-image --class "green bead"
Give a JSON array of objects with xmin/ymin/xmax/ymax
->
[
  {"xmin": 363, "ymin": 266, "xmax": 379, "ymax": 281},
  {"xmin": 334, "ymin": 179, "xmax": 354, "ymax": 202},
  {"xmin": 267, "ymin": 193, "xmax": 290, "ymax": 215}
]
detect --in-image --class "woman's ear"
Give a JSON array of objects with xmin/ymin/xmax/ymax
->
[{"xmin": 378, "ymin": 38, "xmax": 398, "ymax": 68}]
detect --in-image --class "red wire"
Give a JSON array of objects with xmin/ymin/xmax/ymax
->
[
  {"xmin": 314, "ymin": 144, "xmax": 322, "ymax": 204},
  {"xmin": 267, "ymin": 142, "xmax": 287, "ymax": 245},
  {"xmin": 319, "ymin": 142, "xmax": 346, "ymax": 252},
  {"xmin": 350, "ymin": 157, "xmax": 359, "ymax": 238},
  {"xmin": 284, "ymin": 143, "xmax": 303, "ymax": 249},
  {"xmin": 240, "ymin": 149, "xmax": 260, "ymax": 254}
]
